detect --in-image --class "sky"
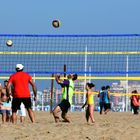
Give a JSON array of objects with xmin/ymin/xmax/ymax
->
[
  {"xmin": 0, "ymin": 0, "xmax": 140, "ymax": 91},
  {"xmin": 0, "ymin": 0, "xmax": 140, "ymax": 34}
]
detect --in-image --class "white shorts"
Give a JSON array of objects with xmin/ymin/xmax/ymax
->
[{"xmin": 17, "ymin": 103, "xmax": 26, "ymax": 117}]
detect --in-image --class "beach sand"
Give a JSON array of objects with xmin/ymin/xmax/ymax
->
[{"xmin": 0, "ymin": 111, "xmax": 140, "ymax": 140}]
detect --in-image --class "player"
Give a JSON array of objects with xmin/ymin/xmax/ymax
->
[
  {"xmin": 7, "ymin": 64, "xmax": 37, "ymax": 124},
  {"xmin": 53, "ymin": 73, "xmax": 77, "ymax": 123}
]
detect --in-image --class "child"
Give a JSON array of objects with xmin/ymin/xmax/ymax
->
[
  {"xmin": 17, "ymin": 103, "xmax": 26, "ymax": 122},
  {"xmin": 82, "ymin": 83, "xmax": 95, "ymax": 123},
  {"xmin": 130, "ymin": 90, "xmax": 140, "ymax": 114}
]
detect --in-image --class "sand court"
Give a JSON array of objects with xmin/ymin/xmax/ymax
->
[{"xmin": 0, "ymin": 111, "xmax": 140, "ymax": 140}]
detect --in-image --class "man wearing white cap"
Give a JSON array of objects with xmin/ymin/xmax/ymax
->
[{"xmin": 7, "ymin": 64, "xmax": 37, "ymax": 124}]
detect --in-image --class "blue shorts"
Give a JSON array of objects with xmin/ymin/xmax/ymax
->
[
  {"xmin": 0, "ymin": 102, "xmax": 11, "ymax": 114},
  {"xmin": 0, "ymin": 110, "xmax": 11, "ymax": 114}
]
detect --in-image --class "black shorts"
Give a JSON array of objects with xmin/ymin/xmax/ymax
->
[
  {"xmin": 104, "ymin": 103, "xmax": 111, "ymax": 110},
  {"xmin": 58, "ymin": 99, "xmax": 70, "ymax": 113},
  {"xmin": 12, "ymin": 98, "xmax": 32, "ymax": 112},
  {"xmin": 132, "ymin": 105, "xmax": 139, "ymax": 114},
  {"xmin": 100, "ymin": 102, "xmax": 111, "ymax": 112}
]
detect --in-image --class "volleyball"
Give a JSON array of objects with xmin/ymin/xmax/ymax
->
[
  {"xmin": 52, "ymin": 20, "xmax": 61, "ymax": 28},
  {"xmin": 6, "ymin": 40, "xmax": 13, "ymax": 47}
]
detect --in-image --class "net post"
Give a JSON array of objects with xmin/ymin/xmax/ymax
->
[
  {"xmin": 84, "ymin": 45, "xmax": 87, "ymax": 104},
  {"xmin": 125, "ymin": 55, "xmax": 129, "ymax": 112},
  {"xmin": 64, "ymin": 64, "xmax": 66, "ymax": 78}
]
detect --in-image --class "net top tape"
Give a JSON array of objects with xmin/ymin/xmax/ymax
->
[{"xmin": 0, "ymin": 34, "xmax": 140, "ymax": 37}]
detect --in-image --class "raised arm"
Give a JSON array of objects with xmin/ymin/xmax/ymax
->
[
  {"xmin": 55, "ymin": 75, "xmax": 69, "ymax": 87},
  {"xmin": 55, "ymin": 75, "xmax": 63, "ymax": 84}
]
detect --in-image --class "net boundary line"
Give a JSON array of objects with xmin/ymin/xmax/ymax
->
[
  {"xmin": 1, "ymin": 76, "xmax": 140, "ymax": 80},
  {"xmin": 0, "ymin": 51, "xmax": 140, "ymax": 55},
  {"xmin": 76, "ymin": 91, "xmax": 140, "ymax": 96},
  {"xmin": 1, "ymin": 33, "xmax": 140, "ymax": 37}
]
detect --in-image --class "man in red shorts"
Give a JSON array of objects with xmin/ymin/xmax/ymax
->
[{"xmin": 7, "ymin": 64, "xmax": 37, "ymax": 124}]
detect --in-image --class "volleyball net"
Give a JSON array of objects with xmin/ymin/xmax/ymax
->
[
  {"xmin": 1, "ymin": 34, "xmax": 140, "ymax": 77},
  {"xmin": 1, "ymin": 34, "xmax": 140, "ymax": 111}
]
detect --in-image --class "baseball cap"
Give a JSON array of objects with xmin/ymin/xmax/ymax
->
[{"xmin": 16, "ymin": 64, "xmax": 24, "ymax": 70}]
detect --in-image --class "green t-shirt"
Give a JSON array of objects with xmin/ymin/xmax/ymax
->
[{"xmin": 62, "ymin": 79, "xmax": 74, "ymax": 105}]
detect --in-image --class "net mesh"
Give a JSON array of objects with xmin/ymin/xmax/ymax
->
[{"xmin": 0, "ymin": 34, "xmax": 140, "ymax": 77}]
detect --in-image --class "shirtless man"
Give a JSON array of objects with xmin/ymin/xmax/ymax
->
[{"xmin": 0, "ymin": 80, "xmax": 11, "ymax": 123}]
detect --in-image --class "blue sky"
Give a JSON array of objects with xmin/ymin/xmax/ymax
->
[
  {"xmin": 0, "ymin": 0, "xmax": 140, "ymax": 34},
  {"xmin": 0, "ymin": 0, "xmax": 140, "ymax": 90}
]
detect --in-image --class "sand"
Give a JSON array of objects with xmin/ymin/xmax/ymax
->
[{"xmin": 0, "ymin": 111, "xmax": 140, "ymax": 140}]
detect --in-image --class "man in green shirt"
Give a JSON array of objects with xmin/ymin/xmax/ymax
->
[{"xmin": 53, "ymin": 73, "xmax": 77, "ymax": 123}]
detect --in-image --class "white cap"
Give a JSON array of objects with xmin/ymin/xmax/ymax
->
[{"xmin": 16, "ymin": 64, "xmax": 24, "ymax": 70}]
